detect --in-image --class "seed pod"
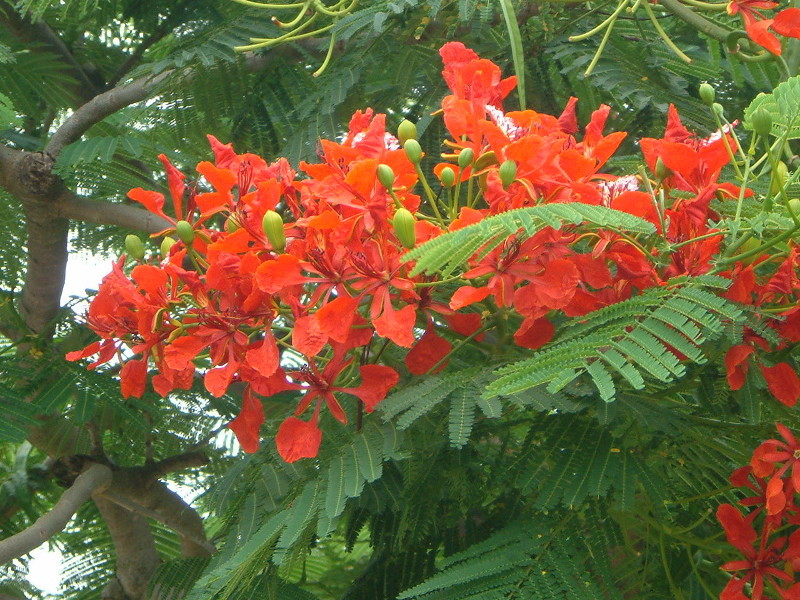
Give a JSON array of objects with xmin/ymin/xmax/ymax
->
[
  {"xmin": 474, "ymin": 150, "xmax": 498, "ymax": 171},
  {"xmin": 440, "ymin": 166, "xmax": 455, "ymax": 188},
  {"xmin": 499, "ymin": 160, "xmax": 517, "ymax": 188},
  {"xmin": 698, "ymin": 83, "xmax": 715, "ymax": 106},
  {"xmin": 175, "ymin": 220, "xmax": 195, "ymax": 245},
  {"xmin": 404, "ymin": 139, "xmax": 422, "ymax": 164},
  {"xmin": 377, "ymin": 164, "xmax": 395, "ymax": 189},
  {"xmin": 262, "ymin": 210, "xmax": 286, "ymax": 252},
  {"xmin": 398, "ymin": 120, "xmax": 417, "ymax": 145},
  {"xmin": 161, "ymin": 237, "xmax": 176, "ymax": 257},
  {"xmin": 458, "ymin": 148, "xmax": 474, "ymax": 169},
  {"xmin": 771, "ymin": 161, "xmax": 789, "ymax": 196},
  {"xmin": 125, "ymin": 234, "xmax": 145, "ymax": 260},
  {"xmin": 655, "ymin": 157, "xmax": 670, "ymax": 181},
  {"xmin": 392, "ymin": 208, "xmax": 416, "ymax": 249},
  {"xmin": 750, "ymin": 107, "xmax": 772, "ymax": 137}
]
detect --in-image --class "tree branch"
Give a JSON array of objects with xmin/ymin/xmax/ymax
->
[
  {"xmin": 45, "ymin": 70, "xmax": 174, "ymax": 157},
  {"xmin": 0, "ymin": 2, "xmax": 99, "ymax": 103},
  {"xmin": 0, "ymin": 463, "xmax": 111, "ymax": 564},
  {"xmin": 98, "ymin": 490, "xmax": 216, "ymax": 556},
  {"xmin": 57, "ymin": 192, "xmax": 172, "ymax": 233}
]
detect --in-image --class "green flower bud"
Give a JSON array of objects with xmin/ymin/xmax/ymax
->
[
  {"xmin": 750, "ymin": 107, "xmax": 773, "ymax": 137},
  {"xmin": 737, "ymin": 237, "xmax": 762, "ymax": 265},
  {"xmin": 771, "ymin": 161, "xmax": 789, "ymax": 196},
  {"xmin": 225, "ymin": 215, "xmax": 240, "ymax": 233},
  {"xmin": 160, "ymin": 237, "xmax": 176, "ymax": 257},
  {"xmin": 440, "ymin": 166, "xmax": 455, "ymax": 188},
  {"xmin": 377, "ymin": 164, "xmax": 395, "ymax": 190},
  {"xmin": 698, "ymin": 83, "xmax": 715, "ymax": 106},
  {"xmin": 789, "ymin": 198, "xmax": 800, "ymax": 216},
  {"xmin": 175, "ymin": 220, "xmax": 195, "ymax": 245},
  {"xmin": 404, "ymin": 139, "xmax": 422, "ymax": 165},
  {"xmin": 474, "ymin": 150, "xmax": 498, "ymax": 171},
  {"xmin": 125, "ymin": 234, "xmax": 145, "ymax": 260},
  {"xmin": 712, "ymin": 103, "xmax": 725, "ymax": 118},
  {"xmin": 398, "ymin": 120, "xmax": 417, "ymax": 145},
  {"xmin": 655, "ymin": 157, "xmax": 670, "ymax": 181},
  {"xmin": 392, "ymin": 208, "xmax": 416, "ymax": 249},
  {"xmin": 499, "ymin": 160, "xmax": 517, "ymax": 188},
  {"xmin": 262, "ymin": 210, "xmax": 286, "ymax": 252},
  {"xmin": 458, "ymin": 148, "xmax": 474, "ymax": 169}
]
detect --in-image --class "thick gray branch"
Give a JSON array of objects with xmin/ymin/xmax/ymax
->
[
  {"xmin": 46, "ymin": 70, "xmax": 173, "ymax": 157},
  {"xmin": 57, "ymin": 192, "xmax": 172, "ymax": 233},
  {"xmin": 0, "ymin": 463, "xmax": 111, "ymax": 564}
]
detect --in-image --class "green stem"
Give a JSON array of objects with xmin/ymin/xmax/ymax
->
[
  {"xmin": 583, "ymin": 0, "xmax": 629, "ymax": 76},
  {"xmin": 569, "ymin": 0, "xmax": 627, "ymax": 42},
  {"xmin": 643, "ymin": 0, "xmax": 692, "ymax": 63},
  {"xmin": 312, "ymin": 32, "xmax": 337, "ymax": 77},
  {"xmin": 715, "ymin": 224, "xmax": 800, "ymax": 268}
]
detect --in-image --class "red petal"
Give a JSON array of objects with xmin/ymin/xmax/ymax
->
[
  {"xmin": 659, "ymin": 141, "xmax": 699, "ymax": 175},
  {"xmin": 716, "ymin": 503, "xmax": 757, "ymax": 550},
  {"xmin": 766, "ymin": 476, "xmax": 787, "ymax": 515},
  {"xmin": 343, "ymin": 365, "xmax": 400, "ymax": 412},
  {"xmin": 761, "ymin": 362, "xmax": 800, "ymax": 406},
  {"xmin": 373, "ymin": 303, "xmax": 416, "ymax": 347},
  {"xmin": 128, "ymin": 188, "xmax": 167, "ymax": 218},
  {"xmin": 204, "ymin": 361, "xmax": 237, "ymax": 397},
  {"xmin": 292, "ymin": 315, "xmax": 328, "ymax": 357},
  {"xmin": 228, "ymin": 389, "xmax": 264, "ymax": 453},
  {"xmin": 255, "ymin": 254, "xmax": 306, "ymax": 294},
  {"xmin": 245, "ymin": 335, "xmax": 280, "ymax": 378},
  {"xmin": 405, "ymin": 328, "xmax": 452, "ymax": 375},
  {"xmin": 449, "ymin": 285, "xmax": 491, "ymax": 310},
  {"xmin": 131, "ymin": 264, "xmax": 168, "ymax": 295},
  {"xmin": 514, "ymin": 317, "xmax": 555, "ymax": 350},
  {"xmin": 197, "ymin": 161, "xmax": 237, "ymax": 194},
  {"xmin": 120, "ymin": 359, "xmax": 147, "ymax": 399},
  {"xmin": 746, "ymin": 18, "xmax": 782, "ymax": 55},
  {"xmin": 276, "ymin": 416, "xmax": 322, "ymax": 462},
  {"xmin": 445, "ymin": 312, "xmax": 483, "ymax": 338},
  {"xmin": 316, "ymin": 295, "xmax": 359, "ymax": 343},
  {"xmin": 724, "ymin": 345, "xmax": 754, "ymax": 390},
  {"xmin": 773, "ymin": 7, "xmax": 800, "ymax": 38},
  {"xmin": 158, "ymin": 154, "xmax": 186, "ymax": 218},
  {"xmin": 66, "ymin": 341, "xmax": 102, "ymax": 361}
]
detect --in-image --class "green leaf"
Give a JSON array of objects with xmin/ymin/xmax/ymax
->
[{"xmin": 744, "ymin": 74, "xmax": 800, "ymax": 139}]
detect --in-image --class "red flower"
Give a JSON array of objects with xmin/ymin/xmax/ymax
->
[
  {"xmin": 228, "ymin": 388, "xmax": 265, "ymax": 453},
  {"xmin": 276, "ymin": 415, "xmax": 323, "ymax": 463}
]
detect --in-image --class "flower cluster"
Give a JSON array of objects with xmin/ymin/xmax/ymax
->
[
  {"xmin": 718, "ymin": 424, "xmax": 800, "ymax": 599},
  {"xmin": 67, "ymin": 42, "xmax": 800, "ymax": 462},
  {"xmin": 727, "ymin": 0, "xmax": 800, "ymax": 55}
]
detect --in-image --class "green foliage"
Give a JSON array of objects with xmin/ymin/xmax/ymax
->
[
  {"xmin": 404, "ymin": 204, "xmax": 656, "ymax": 277},
  {"xmin": 744, "ymin": 74, "xmax": 800, "ymax": 139},
  {"xmin": 486, "ymin": 276, "xmax": 741, "ymax": 402}
]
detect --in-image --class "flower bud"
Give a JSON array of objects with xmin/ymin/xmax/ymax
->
[
  {"xmin": 175, "ymin": 220, "xmax": 195, "ymax": 245},
  {"xmin": 474, "ymin": 150, "xmax": 498, "ymax": 171},
  {"xmin": 125, "ymin": 234, "xmax": 145, "ymax": 260},
  {"xmin": 440, "ymin": 166, "xmax": 455, "ymax": 188},
  {"xmin": 499, "ymin": 160, "xmax": 517, "ymax": 188},
  {"xmin": 737, "ymin": 237, "xmax": 762, "ymax": 265},
  {"xmin": 225, "ymin": 215, "xmax": 240, "ymax": 233},
  {"xmin": 161, "ymin": 237, "xmax": 176, "ymax": 257},
  {"xmin": 262, "ymin": 210, "xmax": 285, "ymax": 252},
  {"xmin": 377, "ymin": 164, "xmax": 395, "ymax": 190},
  {"xmin": 712, "ymin": 103, "xmax": 725, "ymax": 118},
  {"xmin": 655, "ymin": 157, "xmax": 670, "ymax": 181},
  {"xmin": 392, "ymin": 208, "xmax": 416, "ymax": 249},
  {"xmin": 771, "ymin": 161, "xmax": 789, "ymax": 196},
  {"xmin": 698, "ymin": 83, "xmax": 715, "ymax": 106},
  {"xmin": 750, "ymin": 107, "xmax": 773, "ymax": 137},
  {"xmin": 404, "ymin": 139, "xmax": 422, "ymax": 164},
  {"xmin": 398, "ymin": 120, "xmax": 417, "ymax": 145},
  {"xmin": 788, "ymin": 198, "xmax": 800, "ymax": 216},
  {"xmin": 458, "ymin": 148, "xmax": 474, "ymax": 169}
]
